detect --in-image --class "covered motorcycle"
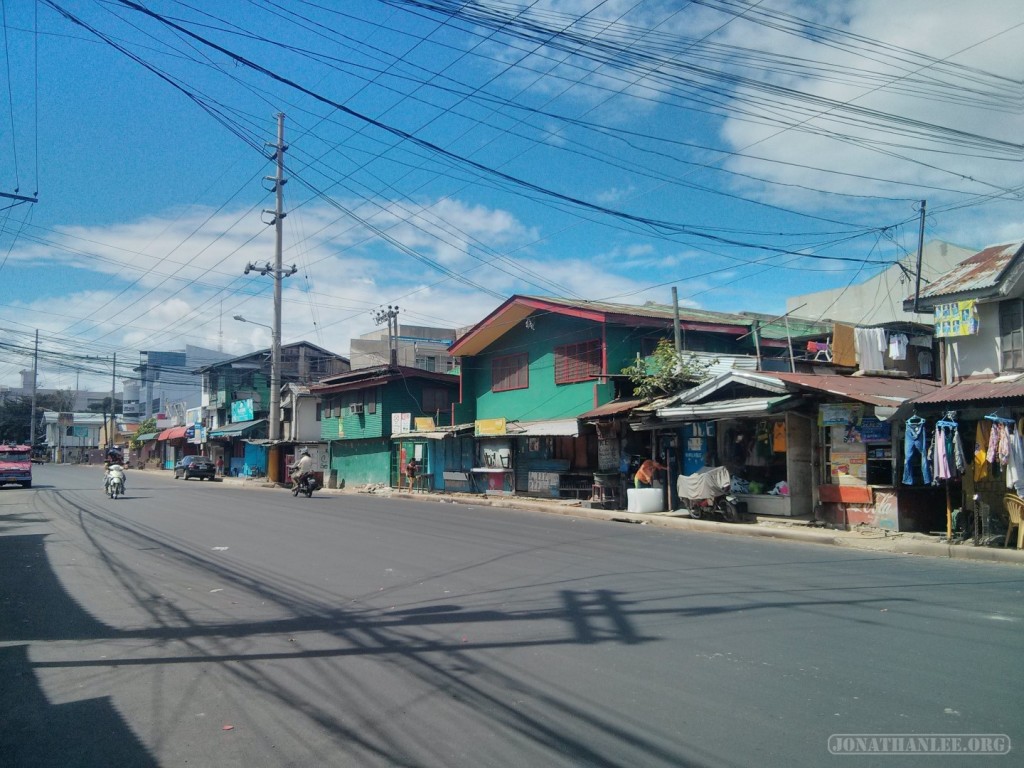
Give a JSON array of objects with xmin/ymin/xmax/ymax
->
[{"xmin": 676, "ymin": 466, "xmax": 743, "ymax": 522}]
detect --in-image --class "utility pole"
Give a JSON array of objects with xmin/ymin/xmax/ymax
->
[
  {"xmin": 244, "ymin": 113, "xmax": 296, "ymax": 443},
  {"xmin": 109, "ymin": 352, "xmax": 116, "ymax": 449},
  {"xmin": 29, "ymin": 330, "xmax": 38, "ymax": 449},
  {"xmin": 912, "ymin": 200, "xmax": 926, "ymax": 314},
  {"xmin": 374, "ymin": 306, "xmax": 400, "ymax": 366}
]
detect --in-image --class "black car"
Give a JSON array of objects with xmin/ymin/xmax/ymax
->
[{"xmin": 174, "ymin": 455, "xmax": 217, "ymax": 480}]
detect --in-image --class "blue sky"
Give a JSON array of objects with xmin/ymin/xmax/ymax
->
[{"xmin": 1, "ymin": 0, "xmax": 1022, "ymax": 392}]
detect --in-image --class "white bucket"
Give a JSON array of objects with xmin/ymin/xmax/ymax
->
[{"xmin": 627, "ymin": 487, "xmax": 664, "ymax": 514}]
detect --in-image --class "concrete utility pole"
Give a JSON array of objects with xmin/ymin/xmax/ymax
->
[
  {"xmin": 374, "ymin": 306, "xmax": 400, "ymax": 366},
  {"xmin": 29, "ymin": 330, "xmax": 38, "ymax": 448},
  {"xmin": 244, "ymin": 113, "xmax": 296, "ymax": 443}
]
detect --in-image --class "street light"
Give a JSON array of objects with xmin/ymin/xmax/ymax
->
[{"xmin": 234, "ymin": 315, "xmax": 278, "ymax": 436}]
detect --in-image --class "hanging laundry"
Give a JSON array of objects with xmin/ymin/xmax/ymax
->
[
  {"xmin": 917, "ymin": 349, "xmax": 933, "ymax": 376},
  {"xmin": 888, "ymin": 333, "xmax": 908, "ymax": 361},
  {"xmin": 855, "ymin": 327, "xmax": 887, "ymax": 372},
  {"xmin": 902, "ymin": 417, "xmax": 932, "ymax": 485},
  {"xmin": 975, "ymin": 420, "xmax": 991, "ymax": 481}
]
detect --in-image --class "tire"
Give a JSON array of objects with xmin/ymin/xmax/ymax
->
[
  {"xmin": 721, "ymin": 500, "xmax": 739, "ymax": 523},
  {"xmin": 21, "ymin": 481, "xmax": 31, "ymax": 489},
  {"xmin": 689, "ymin": 504, "xmax": 703, "ymax": 520},
  {"xmin": 292, "ymin": 486, "xmax": 300, "ymax": 497}
]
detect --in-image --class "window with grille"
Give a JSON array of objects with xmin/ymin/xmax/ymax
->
[
  {"xmin": 1000, "ymin": 299, "xmax": 1024, "ymax": 371},
  {"xmin": 492, "ymin": 353, "xmax": 528, "ymax": 392},
  {"xmin": 554, "ymin": 340, "xmax": 602, "ymax": 384}
]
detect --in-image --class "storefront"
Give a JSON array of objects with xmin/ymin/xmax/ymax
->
[{"xmin": 902, "ymin": 377, "xmax": 1024, "ymax": 541}]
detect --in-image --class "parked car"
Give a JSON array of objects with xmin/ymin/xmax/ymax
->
[{"xmin": 174, "ymin": 455, "xmax": 217, "ymax": 480}]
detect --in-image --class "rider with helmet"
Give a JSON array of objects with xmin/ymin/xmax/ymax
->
[{"xmin": 291, "ymin": 449, "xmax": 313, "ymax": 490}]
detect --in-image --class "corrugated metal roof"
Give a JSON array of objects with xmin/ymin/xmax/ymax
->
[
  {"xmin": 915, "ymin": 241, "xmax": 1023, "ymax": 302},
  {"xmin": 577, "ymin": 398, "xmax": 645, "ymax": 419},
  {"xmin": 769, "ymin": 372, "xmax": 940, "ymax": 406},
  {"xmin": 506, "ymin": 418, "xmax": 580, "ymax": 436},
  {"xmin": 910, "ymin": 375, "xmax": 1024, "ymax": 404}
]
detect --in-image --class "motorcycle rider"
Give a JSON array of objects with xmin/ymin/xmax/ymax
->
[
  {"xmin": 104, "ymin": 459, "xmax": 126, "ymax": 495},
  {"xmin": 290, "ymin": 449, "xmax": 313, "ymax": 491}
]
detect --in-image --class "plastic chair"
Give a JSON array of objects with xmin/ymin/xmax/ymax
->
[{"xmin": 1004, "ymin": 494, "xmax": 1024, "ymax": 549}]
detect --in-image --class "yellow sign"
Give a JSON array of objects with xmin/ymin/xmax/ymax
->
[
  {"xmin": 934, "ymin": 300, "xmax": 979, "ymax": 338},
  {"xmin": 475, "ymin": 417, "xmax": 507, "ymax": 436},
  {"xmin": 414, "ymin": 417, "xmax": 436, "ymax": 431}
]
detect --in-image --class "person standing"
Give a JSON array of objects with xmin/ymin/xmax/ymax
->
[
  {"xmin": 215, "ymin": 456, "xmax": 224, "ymax": 476},
  {"xmin": 634, "ymin": 457, "xmax": 667, "ymax": 488},
  {"xmin": 406, "ymin": 457, "xmax": 419, "ymax": 492}
]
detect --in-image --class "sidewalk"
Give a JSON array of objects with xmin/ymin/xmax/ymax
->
[{"xmin": 212, "ymin": 472, "xmax": 1024, "ymax": 566}]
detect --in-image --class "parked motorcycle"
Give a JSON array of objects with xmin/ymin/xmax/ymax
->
[
  {"xmin": 291, "ymin": 473, "xmax": 320, "ymax": 498},
  {"xmin": 677, "ymin": 466, "xmax": 744, "ymax": 523}
]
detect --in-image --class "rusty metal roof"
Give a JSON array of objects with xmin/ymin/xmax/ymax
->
[
  {"xmin": 913, "ymin": 240, "xmax": 1024, "ymax": 304},
  {"xmin": 910, "ymin": 375, "xmax": 1024, "ymax": 404},
  {"xmin": 768, "ymin": 372, "xmax": 941, "ymax": 407},
  {"xmin": 577, "ymin": 398, "xmax": 645, "ymax": 419}
]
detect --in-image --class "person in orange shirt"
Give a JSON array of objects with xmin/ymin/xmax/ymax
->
[{"xmin": 634, "ymin": 457, "xmax": 667, "ymax": 488}]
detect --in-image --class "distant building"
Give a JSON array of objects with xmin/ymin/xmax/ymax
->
[
  {"xmin": 349, "ymin": 324, "xmax": 460, "ymax": 372},
  {"xmin": 125, "ymin": 345, "xmax": 230, "ymax": 419},
  {"xmin": 0, "ymin": 369, "xmax": 110, "ymax": 412},
  {"xmin": 787, "ymin": 240, "xmax": 975, "ymax": 325}
]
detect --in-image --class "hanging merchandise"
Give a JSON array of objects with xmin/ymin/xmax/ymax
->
[
  {"xmin": 931, "ymin": 413, "xmax": 965, "ymax": 482},
  {"xmin": 1005, "ymin": 430, "xmax": 1024, "ymax": 496},
  {"xmin": 755, "ymin": 421, "xmax": 772, "ymax": 461},
  {"xmin": 917, "ymin": 349, "xmax": 933, "ymax": 376},
  {"xmin": 902, "ymin": 415, "xmax": 932, "ymax": 485},
  {"xmin": 974, "ymin": 420, "xmax": 992, "ymax": 481},
  {"xmin": 986, "ymin": 412, "xmax": 1014, "ymax": 467}
]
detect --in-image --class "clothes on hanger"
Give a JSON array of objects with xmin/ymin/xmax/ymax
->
[
  {"xmin": 902, "ymin": 417, "xmax": 932, "ymax": 486},
  {"xmin": 1006, "ymin": 431, "xmax": 1024, "ymax": 496},
  {"xmin": 988, "ymin": 420, "xmax": 1011, "ymax": 466},
  {"xmin": 917, "ymin": 349, "xmax": 933, "ymax": 376},
  {"xmin": 974, "ymin": 420, "xmax": 992, "ymax": 481},
  {"xmin": 931, "ymin": 418, "xmax": 965, "ymax": 481}
]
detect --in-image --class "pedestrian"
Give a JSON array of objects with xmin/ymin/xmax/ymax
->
[
  {"xmin": 406, "ymin": 457, "xmax": 419, "ymax": 492},
  {"xmin": 216, "ymin": 456, "xmax": 224, "ymax": 476},
  {"xmin": 634, "ymin": 457, "xmax": 667, "ymax": 488}
]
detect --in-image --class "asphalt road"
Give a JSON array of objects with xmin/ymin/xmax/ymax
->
[{"xmin": 2, "ymin": 464, "xmax": 1022, "ymax": 767}]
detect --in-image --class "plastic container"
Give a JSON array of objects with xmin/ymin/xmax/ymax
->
[{"xmin": 627, "ymin": 487, "xmax": 664, "ymax": 514}]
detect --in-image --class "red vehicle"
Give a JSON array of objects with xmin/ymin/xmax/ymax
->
[{"xmin": 0, "ymin": 444, "xmax": 33, "ymax": 488}]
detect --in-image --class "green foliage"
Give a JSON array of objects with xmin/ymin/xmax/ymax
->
[
  {"xmin": 621, "ymin": 339, "xmax": 715, "ymax": 400},
  {"xmin": 130, "ymin": 417, "xmax": 158, "ymax": 449}
]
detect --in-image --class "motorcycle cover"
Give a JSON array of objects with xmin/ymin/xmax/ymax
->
[{"xmin": 677, "ymin": 466, "xmax": 731, "ymax": 502}]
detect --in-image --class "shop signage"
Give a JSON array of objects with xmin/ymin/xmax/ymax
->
[
  {"xmin": 933, "ymin": 299, "xmax": 979, "ymax": 338},
  {"xmin": 475, "ymin": 417, "xmax": 507, "ymax": 436},
  {"xmin": 392, "ymin": 412, "xmax": 411, "ymax": 434},
  {"xmin": 821, "ymin": 403, "xmax": 863, "ymax": 426},
  {"xmin": 859, "ymin": 417, "xmax": 891, "ymax": 443},
  {"xmin": 231, "ymin": 398, "xmax": 254, "ymax": 422},
  {"xmin": 414, "ymin": 417, "xmax": 435, "ymax": 431}
]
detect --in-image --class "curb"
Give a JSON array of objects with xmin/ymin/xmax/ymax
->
[{"xmin": 140, "ymin": 467, "xmax": 1024, "ymax": 565}]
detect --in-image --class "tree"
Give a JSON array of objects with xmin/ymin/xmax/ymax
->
[
  {"xmin": 621, "ymin": 339, "xmax": 716, "ymax": 400},
  {"xmin": 0, "ymin": 395, "xmax": 34, "ymax": 444},
  {"xmin": 130, "ymin": 417, "xmax": 157, "ymax": 450}
]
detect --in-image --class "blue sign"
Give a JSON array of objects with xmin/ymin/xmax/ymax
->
[{"xmin": 231, "ymin": 398, "xmax": 254, "ymax": 422}]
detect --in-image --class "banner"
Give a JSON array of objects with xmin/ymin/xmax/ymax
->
[{"xmin": 934, "ymin": 300, "xmax": 979, "ymax": 338}]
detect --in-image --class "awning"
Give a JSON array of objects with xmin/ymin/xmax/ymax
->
[
  {"xmin": 157, "ymin": 426, "xmax": 188, "ymax": 441},
  {"xmin": 208, "ymin": 419, "xmax": 268, "ymax": 438},
  {"xmin": 134, "ymin": 431, "xmax": 159, "ymax": 442},
  {"xmin": 577, "ymin": 399, "xmax": 644, "ymax": 420},
  {"xmin": 657, "ymin": 395, "xmax": 797, "ymax": 421},
  {"xmin": 910, "ymin": 375, "xmax": 1024, "ymax": 405},
  {"xmin": 506, "ymin": 418, "xmax": 579, "ymax": 437}
]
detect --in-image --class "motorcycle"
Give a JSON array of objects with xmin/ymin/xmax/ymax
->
[
  {"xmin": 106, "ymin": 464, "xmax": 126, "ymax": 499},
  {"xmin": 676, "ymin": 466, "xmax": 744, "ymax": 523},
  {"xmin": 291, "ymin": 472, "xmax": 320, "ymax": 498}
]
